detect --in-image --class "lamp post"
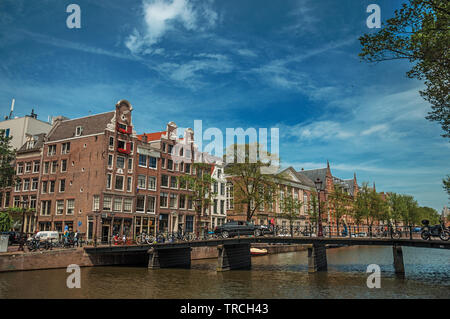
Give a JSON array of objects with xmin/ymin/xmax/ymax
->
[
  {"xmin": 314, "ymin": 178, "xmax": 323, "ymax": 237},
  {"xmin": 18, "ymin": 199, "xmax": 29, "ymax": 251}
]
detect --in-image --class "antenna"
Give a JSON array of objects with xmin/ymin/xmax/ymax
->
[{"xmin": 8, "ymin": 98, "xmax": 15, "ymax": 119}]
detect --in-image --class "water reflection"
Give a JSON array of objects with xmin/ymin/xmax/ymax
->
[{"xmin": 0, "ymin": 246, "xmax": 448, "ymax": 298}]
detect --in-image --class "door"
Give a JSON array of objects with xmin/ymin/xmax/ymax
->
[{"xmin": 101, "ymin": 226, "xmax": 110, "ymax": 243}]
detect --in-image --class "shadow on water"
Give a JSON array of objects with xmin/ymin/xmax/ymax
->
[{"xmin": 0, "ymin": 246, "xmax": 448, "ymax": 298}]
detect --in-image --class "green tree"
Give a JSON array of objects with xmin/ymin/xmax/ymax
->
[
  {"xmin": 328, "ymin": 184, "xmax": 352, "ymax": 235},
  {"xmin": 224, "ymin": 143, "xmax": 278, "ymax": 222},
  {"xmin": 359, "ymin": 0, "xmax": 450, "ymax": 138},
  {"xmin": 307, "ymin": 190, "xmax": 319, "ymax": 230},
  {"xmin": 279, "ymin": 186, "xmax": 303, "ymax": 237},
  {"xmin": 0, "ymin": 129, "xmax": 17, "ymax": 188},
  {"xmin": 0, "ymin": 211, "xmax": 13, "ymax": 232},
  {"xmin": 443, "ymin": 175, "xmax": 450, "ymax": 200},
  {"xmin": 179, "ymin": 163, "xmax": 216, "ymax": 235},
  {"xmin": 417, "ymin": 206, "xmax": 440, "ymax": 224}
]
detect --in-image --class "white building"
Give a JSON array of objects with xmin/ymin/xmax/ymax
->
[
  {"xmin": 209, "ymin": 161, "xmax": 227, "ymax": 228},
  {"xmin": 0, "ymin": 110, "xmax": 52, "ymax": 150}
]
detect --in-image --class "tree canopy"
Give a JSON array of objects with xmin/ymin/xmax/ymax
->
[{"xmin": 359, "ymin": 0, "xmax": 450, "ymax": 138}]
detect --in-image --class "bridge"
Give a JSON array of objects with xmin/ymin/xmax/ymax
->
[{"xmin": 84, "ymin": 236, "xmax": 450, "ymax": 277}]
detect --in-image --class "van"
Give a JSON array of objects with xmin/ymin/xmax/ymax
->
[{"xmin": 27, "ymin": 231, "xmax": 59, "ymax": 242}]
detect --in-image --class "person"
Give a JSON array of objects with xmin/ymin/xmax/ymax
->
[
  {"xmin": 63, "ymin": 226, "xmax": 69, "ymax": 245},
  {"xmin": 74, "ymin": 230, "xmax": 80, "ymax": 247}
]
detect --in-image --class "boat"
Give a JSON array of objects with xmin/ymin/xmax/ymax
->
[{"xmin": 250, "ymin": 247, "xmax": 268, "ymax": 256}]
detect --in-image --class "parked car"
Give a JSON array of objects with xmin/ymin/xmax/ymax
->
[
  {"xmin": 214, "ymin": 221, "xmax": 265, "ymax": 238},
  {"xmin": 351, "ymin": 232, "xmax": 367, "ymax": 238},
  {"xmin": 27, "ymin": 231, "xmax": 59, "ymax": 242},
  {"xmin": 0, "ymin": 231, "xmax": 21, "ymax": 245}
]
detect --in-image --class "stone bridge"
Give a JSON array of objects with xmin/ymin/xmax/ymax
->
[{"xmin": 84, "ymin": 236, "xmax": 450, "ymax": 276}]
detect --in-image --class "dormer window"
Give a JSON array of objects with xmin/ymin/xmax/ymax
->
[
  {"xmin": 76, "ymin": 126, "xmax": 83, "ymax": 136},
  {"xmin": 26, "ymin": 140, "xmax": 35, "ymax": 150},
  {"xmin": 117, "ymin": 123, "xmax": 132, "ymax": 134}
]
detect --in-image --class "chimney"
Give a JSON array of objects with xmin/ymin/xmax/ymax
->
[{"xmin": 142, "ymin": 133, "xmax": 148, "ymax": 143}]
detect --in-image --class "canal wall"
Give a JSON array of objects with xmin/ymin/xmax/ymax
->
[{"xmin": 0, "ymin": 248, "xmax": 148, "ymax": 272}]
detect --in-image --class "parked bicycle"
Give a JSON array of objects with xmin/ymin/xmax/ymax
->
[{"xmin": 136, "ymin": 232, "xmax": 155, "ymax": 245}]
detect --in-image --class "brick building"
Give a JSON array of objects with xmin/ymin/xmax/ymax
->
[{"xmin": 37, "ymin": 100, "xmax": 137, "ymax": 242}]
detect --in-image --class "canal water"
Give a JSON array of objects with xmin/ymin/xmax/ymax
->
[{"xmin": 0, "ymin": 246, "xmax": 449, "ymax": 298}]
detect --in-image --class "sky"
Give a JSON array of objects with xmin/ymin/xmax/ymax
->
[{"xmin": 0, "ymin": 0, "xmax": 449, "ymax": 211}]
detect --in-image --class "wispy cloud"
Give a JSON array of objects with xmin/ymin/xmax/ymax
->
[{"xmin": 125, "ymin": 0, "xmax": 218, "ymax": 55}]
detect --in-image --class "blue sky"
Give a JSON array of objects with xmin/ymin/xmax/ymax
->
[{"xmin": 0, "ymin": 0, "xmax": 449, "ymax": 211}]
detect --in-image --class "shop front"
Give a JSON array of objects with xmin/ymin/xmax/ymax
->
[{"xmin": 134, "ymin": 215, "xmax": 156, "ymax": 238}]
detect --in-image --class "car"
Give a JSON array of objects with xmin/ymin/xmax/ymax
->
[
  {"xmin": 214, "ymin": 221, "xmax": 265, "ymax": 238},
  {"xmin": 27, "ymin": 231, "xmax": 60, "ymax": 242}
]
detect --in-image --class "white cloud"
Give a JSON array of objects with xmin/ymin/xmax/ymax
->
[
  {"xmin": 125, "ymin": 0, "xmax": 217, "ymax": 54},
  {"xmin": 281, "ymin": 121, "xmax": 355, "ymax": 140},
  {"xmin": 361, "ymin": 124, "xmax": 389, "ymax": 136}
]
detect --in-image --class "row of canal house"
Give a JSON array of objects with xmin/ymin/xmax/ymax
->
[{"xmin": 2, "ymin": 99, "xmax": 363, "ymax": 242}]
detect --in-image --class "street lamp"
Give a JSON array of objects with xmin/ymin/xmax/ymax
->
[
  {"xmin": 314, "ymin": 178, "xmax": 323, "ymax": 237},
  {"xmin": 19, "ymin": 199, "xmax": 29, "ymax": 251}
]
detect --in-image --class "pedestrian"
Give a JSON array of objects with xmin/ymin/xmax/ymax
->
[
  {"xmin": 74, "ymin": 230, "xmax": 80, "ymax": 247},
  {"xmin": 63, "ymin": 226, "xmax": 69, "ymax": 245}
]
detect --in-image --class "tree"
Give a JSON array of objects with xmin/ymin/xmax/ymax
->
[
  {"xmin": 0, "ymin": 129, "xmax": 16, "ymax": 188},
  {"xmin": 328, "ymin": 184, "xmax": 352, "ymax": 235},
  {"xmin": 307, "ymin": 190, "xmax": 319, "ymax": 230},
  {"xmin": 224, "ymin": 143, "xmax": 278, "ymax": 222},
  {"xmin": 417, "ymin": 206, "xmax": 440, "ymax": 224},
  {"xmin": 359, "ymin": 0, "xmax": 450, "ymax": 138},
  {"xmin": 0, "ymin": 211, "xmax": 13, "ymax": 232},
  {"xmin": 179, "ymin": 163, "xmax": 216, "ymax": 235},
  {"xmin": 443, "ymin": 175, "xmax": 450, "ymax": 200},
  {"xmin": 279, "ymin": 186, "xmax": 303, "ymax": 237}
]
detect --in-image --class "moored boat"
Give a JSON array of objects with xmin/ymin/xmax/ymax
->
[{"xmin": 250, "ymin": 247, "xmax": 268, "ymax": 256}]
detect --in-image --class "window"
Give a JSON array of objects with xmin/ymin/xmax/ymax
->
[
  {"xmin": 226, "ymin": 182, "xmax": 234, "ymax": 210},
  {"xmin": 136, "ymin": 195, "xmax": 145, "ymax": 212},
  {"xmin": 179, "ymin": 194, "xmax": 186, "ymax": 209},
  {"xmin": 148, "ymin": 176, "xmax": 156, "ymax": 190},
  {"xmin": 124, "ymin": 198, "xmax": 132, "ymax": 212},
  {"xmin": 213, "ymin": 199, "xmax": 218, "ymax": 214},
  {"xmin": 15, "ymin": 179, "xmax": 22, "ymax": 192},
  {"xmin": 25, "ymin": 162, "xmax": 32, "ymax": 173},
  {"xmin": 167, "ymin": 159, "xmax": 173, "ymax": 170},
  {"xmin": 220, "ymin": 200, "xmax": 225, "ymax": 215},
  {"xmin": 168, "ymin": 144, "xmax": 173, "ymax": 154},
  {"xmin": 109, "ymin": 136, "xmax": 114, "ymax": 148},
  {"xmin": 213, "ymin": 182, "xmax": 218, "ymax": 193},
  {"xmin": 93, "ymin": 195, "xmax": 100, "ymax": 211},
  {"xmin": 170, "ymin": 176, "xmax": 178, "ymax": 189},
  {"xmin": 75, "ymin": 126, "xmax": 83, "ymax": 136},
  {"xmin": 43, "ymin": 162, "xmax": 49, "ymax": 174},
  {"xmin": 217, "ymin": 169, "xmax": 221, "ymax": 178},
  {"xmin": 48, "ymin": 145, "xmax": 56, "ymax": 156},
  {"xmin": 14, "ymin": 196, "xmax": 20, "ymax": 207},
  {"xmin": 185, "ymin": 163, "xmax": 191, "ymax": 174},
  {"xmin": 128, "ymin": 158, "xmax": 133, "ymax": 171},
  {"xmin": 149, "ymin": 157, "xmax": 157, "ymax": 168},
  {"xmin": 303, "ymin": 194, "xmax": 308, "ymax": 212},
  {"xmin": 220, "ymin": 183, "xmax": 225, "ymax": 196},
  {"xmin": 169, "ymin": 194, "xmax": 177, "ymax": 208},
  {"xmin": 56, "ymin": 200, "xmax": 64, "ymax": 215},
  {"xmin": 161, "ymin": 175, "xmax": 169, "ymax": 187},
  {"xmin": 49, "ymin": 180, "xmax": 55, "ymax": 193},
  {"xmin": 30, "ymin": 195, "xmax": 37, "ymax": 209},
  {"xmin": 138, "ymin": 175, "xmax": 146, "ymax": 189},
  {"xmin": 61, "ymin": 159, "xmax": 67, "ymax": 172},
  {"xmin": 41, "ymin": 200, "xmax": 51, "ymax": 216},
  {"xmin": 113, "ymin": 198, "xmax": 122, "ymax": 212},
  {"xmin": 66, "ymin": 199, "xmax": 75, "ymax": 214},
  {"xmin": 108, "ymin": 155, "xmax": 113, "ymax": 168},
  {"xmin": 147, "ymin": 196, "xmax": 156, "ymax": 213},
  {"xmin": 161, "ymin": 158, "xmax": 166, "ymax": 168},
  {"xmin": 162, "ymin": 143, "xmax": 166, "ymax": 152},
  {"xmin": 188, "ymin": 198, "xmax": 193, "ymax": 210},
  {"xmin": 185, "ymin": 216, "xmax": 194, "ymax": 233},
  {"xmin": 117, "ymin": 140, "xmax": 125, "ymax": 149},
  {"xmin": 59, "ymin": 179, "xmax": 65, "ymax": 192},
  {"xmin": 31, "ymin": 178, "xmax": 38, "ymax": 191},
  {"xmin": 51, "ymin": 161, "xmax": 57, "ymax": 174},
  {"xmin": 116, "ymin": 156, "xmax": 125, "ymax": 169},
  {"xmin": 42, "ymin": 181, "xmax": 48, "ymax": 194},
  {"xmin": 160, "ymin": 192, "xmax": 168, "ymax": 208},
  {"xmin": 115, "ymin": 175, "xmax": 124, "ymax": 190},
  {"xmin": 103, "ymin": 196, "xmax": 112, "ymax": 210},
  {"xmin": 17, "ymin": 163, "xmax": 24, "ymax": 175},
  {"xmin": 139, "ymin": 154, "xmax": 147, "ymax": 167},
  {"xmin": 127, "ymin": 177, "xmax": 132, "ymax": 192},
  {"xmin": 62, "ymin": 142, "xmax": 70, "ymax": 154},
  {"xmin": 106, "ymin": 174, "xmax": 112, "ymax": 189},
  {"xmin": 33, "ymin": 161, "xmax": 40, "ymax": 173}
]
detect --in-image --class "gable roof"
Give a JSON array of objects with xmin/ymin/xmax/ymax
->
[
  {"xmin": 277, "ymin": 167, "xmax": 315, "ymax": 189},
  {"xmin": 297, "ymin": 168, "xmax": 328, "ymax": 190},
  {"xmin": 137, "ymin": 131, "xmax": 166, "ymax": 142},
  {"xmin": 17, "ymin": 133, "xmax": 46, "ymax": 154},
  {"xmin": 47, "ymin": 111, "xmax": 115, "ymax": 142}
]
